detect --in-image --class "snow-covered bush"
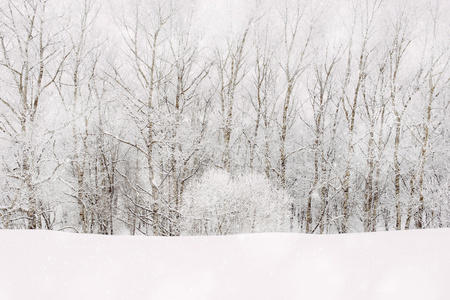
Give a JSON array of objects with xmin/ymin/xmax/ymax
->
[{"xmin": 181, "ymin": 169, "xmax": 291, "ymax": 235}]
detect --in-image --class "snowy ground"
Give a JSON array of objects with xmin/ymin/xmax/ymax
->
[{"xmin": 0, "ymin": 229, "xmax": 448, "ymax": 300}]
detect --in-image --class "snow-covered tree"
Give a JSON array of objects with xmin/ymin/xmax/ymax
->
[{"xmin": 181, "ymin": 169, "xmax": 291, "ymax": 235}]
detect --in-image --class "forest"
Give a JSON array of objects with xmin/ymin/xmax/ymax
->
[{"xmin": 0, "ymin": 0, "xmax": 448, "ymax": 235}]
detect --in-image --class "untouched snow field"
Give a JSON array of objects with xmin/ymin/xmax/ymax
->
[{"xmin": 0, "ymin": 229, "xmax": 449, "ymax": 300}]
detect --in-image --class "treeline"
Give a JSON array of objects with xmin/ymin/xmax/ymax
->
[{"xmin": 0, "ymin": 0, "xmax": 448, "ymax": 235}]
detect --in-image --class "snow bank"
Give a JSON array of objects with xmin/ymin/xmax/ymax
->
[{"xmin": 0, "ymin": 229, "xmax": 448, "ymax": 300}]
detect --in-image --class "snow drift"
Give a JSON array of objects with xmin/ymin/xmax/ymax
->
[{"xmin": 0, "ymin": 229, "xmax": 448, "ymax": 300}]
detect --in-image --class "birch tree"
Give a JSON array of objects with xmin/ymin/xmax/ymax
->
[
  {"xmin": 304, "ymin": 46, "xmax": 342, "ymax": 233},
  {"xmin": 339, "ymin": 0, "xmax": 382, "ymax": 232},
  {"xmin": 413, "ymin": 2, "xmax": 449, "ymax": 228},
  {"xmin": 0, "ymin": 0, "xmax": 68, "ymax": 229},
  {"xmin": 277, "ymin": 1, "xmax": 315, "ymax": 190},
  {"xmin": 383, "ymin": 9, "xmax": 417, "ymax": 230},
  {"xmin": 111, "ymin": 1, "xmax": 173, "ymax": 235},
  {"xmin": 214, "ymin": 17, "xmax": 252, "ymax": 173}
]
